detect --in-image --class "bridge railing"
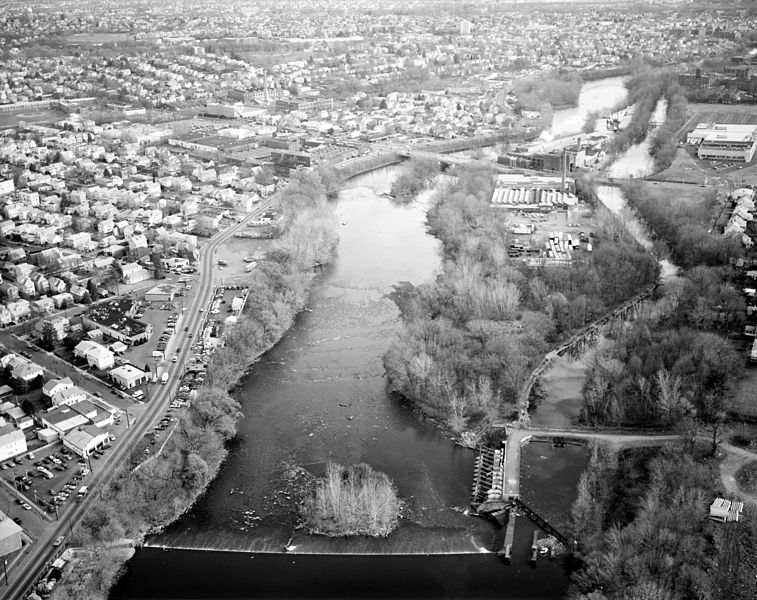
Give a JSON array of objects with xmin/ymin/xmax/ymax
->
[{"xmin": 520, "ymin": 424, "xmax": 676, "ymax": 435}]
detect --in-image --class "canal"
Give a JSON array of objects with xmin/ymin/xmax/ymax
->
[{"xmin": 110, "ymin": 77, "xmax": 638, "ymax": 598}]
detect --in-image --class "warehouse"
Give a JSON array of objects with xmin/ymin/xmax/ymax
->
[{"xmin": 688, "ymin": 123, "xmax": 757, "ymax": 162}]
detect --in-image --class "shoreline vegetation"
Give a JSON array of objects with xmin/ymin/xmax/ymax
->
[
  {"xmin": 389, "ymin": 158, "xmax": 441, "ymax": 203},
  {"xmin": 578, "ymin": 180, "xmax": 744, "ymax": 427},
  {"xmin": 569, "ymin": 444, "xmax": 757, "ymax": 600},
  {"xmin": 52, "ymin": 169, "xmax": 339, "ymax": 599},
  {"xmin": 514, "ymin": 71, "xmax": 582, "ymax": 125},
  {"xmin": 300, "ymin": 463, "xmax": 402, "ymax": 538},
  {"xmin": 568, "ymin": 180, "xmax": 755, "ymax": 599},
  {"xmin": 383, "ymin": 168, "xmax": 657, "ymax": 444}
]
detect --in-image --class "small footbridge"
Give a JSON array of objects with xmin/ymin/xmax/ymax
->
[{"xmin": 469, "ymin": 425, "xmax": 685, "ymax": 561}]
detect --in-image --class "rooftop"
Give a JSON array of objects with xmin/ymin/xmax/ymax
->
[{"xmin": 84, "ymin": 299, "xmax": 148, "ymax": 338}]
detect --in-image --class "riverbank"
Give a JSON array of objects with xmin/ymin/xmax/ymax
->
[
  {"xmin": 51, "ymin": 172, "xmax": 339, "ymax": 599},
  {"xmin": 383, "ymin": 167, "xmax": 657, "ymax": 442}
]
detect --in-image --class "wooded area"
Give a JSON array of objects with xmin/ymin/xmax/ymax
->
[
  {"xmin": 580, "ymin": 181, "xmax": 744, "ymax": 429},
  {"xmin": 570, "ymin": 445, "xmax": 757, "ymax": 600},
  {"xmin": 383, "ymin": 168, "xmax": 657, "ymax": 440},
  {"xmin": 389, "ymin": 158, "xmax": 441, "ymax": 202}
]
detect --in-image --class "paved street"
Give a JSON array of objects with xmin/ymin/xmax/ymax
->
[{"xmin": 0, "ymin": 198, "xmax": 275, "ymax": 600}]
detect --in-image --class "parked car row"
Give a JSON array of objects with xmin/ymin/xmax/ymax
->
[{"xmin": 157, "ymin": 313, "xmax": 180, "ymax": 353}]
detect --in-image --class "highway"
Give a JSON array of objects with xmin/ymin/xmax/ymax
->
[{"xmin": 0, "ymin": 197, "xmax": 276, "ymax": 600}]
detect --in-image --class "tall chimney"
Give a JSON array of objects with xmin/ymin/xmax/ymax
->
[
  {"xmin": 561, "ymin": 148, "xmax": 566, "ymax": 191},
  {"xmin": 576, "ymin": 136, "xmax": 582, "ymax": 152}
]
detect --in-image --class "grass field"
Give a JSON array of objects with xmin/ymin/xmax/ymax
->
[
  {"xmin": 688, "ymin": 103, "xmax": 757, "ymax": 118},
  {"xmin": 0, "ymin": 108, "xmax": 65, "ymax": 129},
  {"xmin": 641, "ymin": 180, "xmax": 718, "ymax": 203},
  {"xmin": 66, "ymin": 32, "xmax": 134, "ymax": 44}
]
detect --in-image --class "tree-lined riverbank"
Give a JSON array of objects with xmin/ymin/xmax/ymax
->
[
  {"xmin": 383, "ymin": 169, "xmax": 657, "ymax": 441},
  {"xmin": 52, "ymin": 171, "xmax": 338, "ymax": 599}
]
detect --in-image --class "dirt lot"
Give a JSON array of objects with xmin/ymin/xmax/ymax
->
[
  {"xmin": 215, "ymin": 235, "xmax": 273, "ymax": 283},
  {"xmin": 503, "ymin": 202, "xmax": 597, "ymax": 252},
  {"xmin": 642, "ymin": 180, "xmax": 719, "ymax": 204}
]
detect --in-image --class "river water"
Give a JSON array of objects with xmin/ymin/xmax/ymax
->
[
  {"xmin": 606, "ymin": 98, "xmax": 668, "ymax": 179},
  {"xmin": 111, "ymin": 76, "xmax": 646, "ymax": 597},
  {"xmin": 543, "ymin": 75, "xmax": 630, "ymax": 140},
  {"xmin": 530, "ymin": 96, "xmax": 678, "ymax": 429}
]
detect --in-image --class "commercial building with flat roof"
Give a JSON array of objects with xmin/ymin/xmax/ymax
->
[
  {"xmin": 109, "ymin": 364, "xmax": 149, "ymax": 389},
  {"xmin": 62, "ymin": 425, "xmax": 110, "ymax": 458},
  {"xmin": 82, "ymin": 300, "xmax": 152, "ymax": 345},
  {"xmin": 689, "ymin": 123, "xmax": 757, "ymax": 162}
]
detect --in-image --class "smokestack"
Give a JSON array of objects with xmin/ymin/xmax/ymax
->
[
  {"xmin": 264, "ymin": 70, "xmax": 270, "ymax": 103},
  {"xmin": 576, "ymin": 136, "xmax": 582, "ymax": 152},
  {"xmin": 561, "ymin": 148, "xmax": 566, "ymax": 192}
]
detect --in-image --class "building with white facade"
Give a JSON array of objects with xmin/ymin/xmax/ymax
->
[
  {"xmin": 62, "ymin": 425, "xmax": 110, "ymax": 458},
  {"xmin": 689, "ymin": 123, "xmax": 757, "ymax": 163},
  {"xmin": 74, "ymin": 340, "xmax": 115, "ymax": 370},
  {"xmin": 0, "ymin": 425, "xmax": 26, "ymax": 462},
  {"xmin": 109, "ymin": 364, "xmax": 149, "ymax": 389}
]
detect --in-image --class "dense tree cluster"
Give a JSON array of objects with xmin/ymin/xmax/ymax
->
[
  {"xmin": 514, "ymin": 71, "xmax": 583, "ymax": 111},
  {"xmin": 300, "ymin": 463, "xmax": 402, "ymax": 537},
  {"xmin": 649, "ymin": 84, "xmax": 688, "ymax": 172},
  {"xmin": 607, "ymin": 70, "xmax": 674, "ymax": 155},
  {"xmin": 383, "ymin": 168, "xmax": 657, "ymax": 438},
  {"xmin": 622, "ymin": 181, "xmax": 742, "ymax": 269},
  {"xmin": 570, "ymin": 448, "xmax": 725, "ymax": 600},
  {"xmin": 581, "ymin": 320, "xmax": 742, "ymax": 427},
  {"xmin": 389, "ymin": 158, "xmax": 441, "ymax": 202},
  {"xmin": 580, "ymin": 182, "xmax": 745, "ymax": 428},
  {"xmin": 54, "ymin": 169, "xmax": 338, "ymax": 599}
]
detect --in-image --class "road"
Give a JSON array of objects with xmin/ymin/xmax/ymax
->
[{"xmin": 0, "ymin": 198, "xmax": 276, "ymax": 600}]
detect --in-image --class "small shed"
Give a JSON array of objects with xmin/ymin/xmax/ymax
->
[{"xmin": 709, "ymin": 498, "xmax": 744, "ymax": 523}]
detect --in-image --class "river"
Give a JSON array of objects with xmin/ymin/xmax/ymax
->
[
  {"xmin": 110, "ymin": 77, "xmax": 648, "ymax": 598},
  {"xmin": 543, "ymin": 75, "xmax": 630, "ymax": 140},
  {"xmin": 606, "ymin": 98, "xmax": 669, "ymax": 179},
  {"xmin": 530, "ymin": 97, "xmax": 679, "ymax": 429}
]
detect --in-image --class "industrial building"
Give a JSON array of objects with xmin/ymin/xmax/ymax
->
[
  {"xmin": 687, "ymin": 123, "xmax": 757, "ymax": 162},
  {"xmin": 489, "ymin": 174, "xmax": 577, "ymax": 211}
]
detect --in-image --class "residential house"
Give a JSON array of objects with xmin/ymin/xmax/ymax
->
[
  {"xmin": 42, "ymin": 376, "xmax": 74, "ymax": 399},
  {"xmin": 35, "ymin": 316, "xmax": 69, "ymax": 341},
  {"xmin": 51, "ymin": 386, "xmax": 88, "ymax": 408},
  {"xmin": 73, "ymin": 340, "xmax": 115, "ymax": 370},
  {"xmin": 0, "ymin": 283, "xmax": 19, "ymax": 301},
  {"xmin": 6, "ymin": 299, "xmax": 30, "ymax": 322},
  {"xmin": 30, "ymin": 297, "xmax": 55, "ymax": 314},
  {"xmin": 120, "ymin": 262, "xmax": 150, "ymax": 285}
]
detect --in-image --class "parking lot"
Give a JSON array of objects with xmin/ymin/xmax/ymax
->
[{"xmin": 2, "ymin": 440, "xmax": 113, "ymax": 518}]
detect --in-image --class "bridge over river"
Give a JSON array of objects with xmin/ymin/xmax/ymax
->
[{"xmin": 470, "ymin": 424, "xmax": 688, "ymax": 562}]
